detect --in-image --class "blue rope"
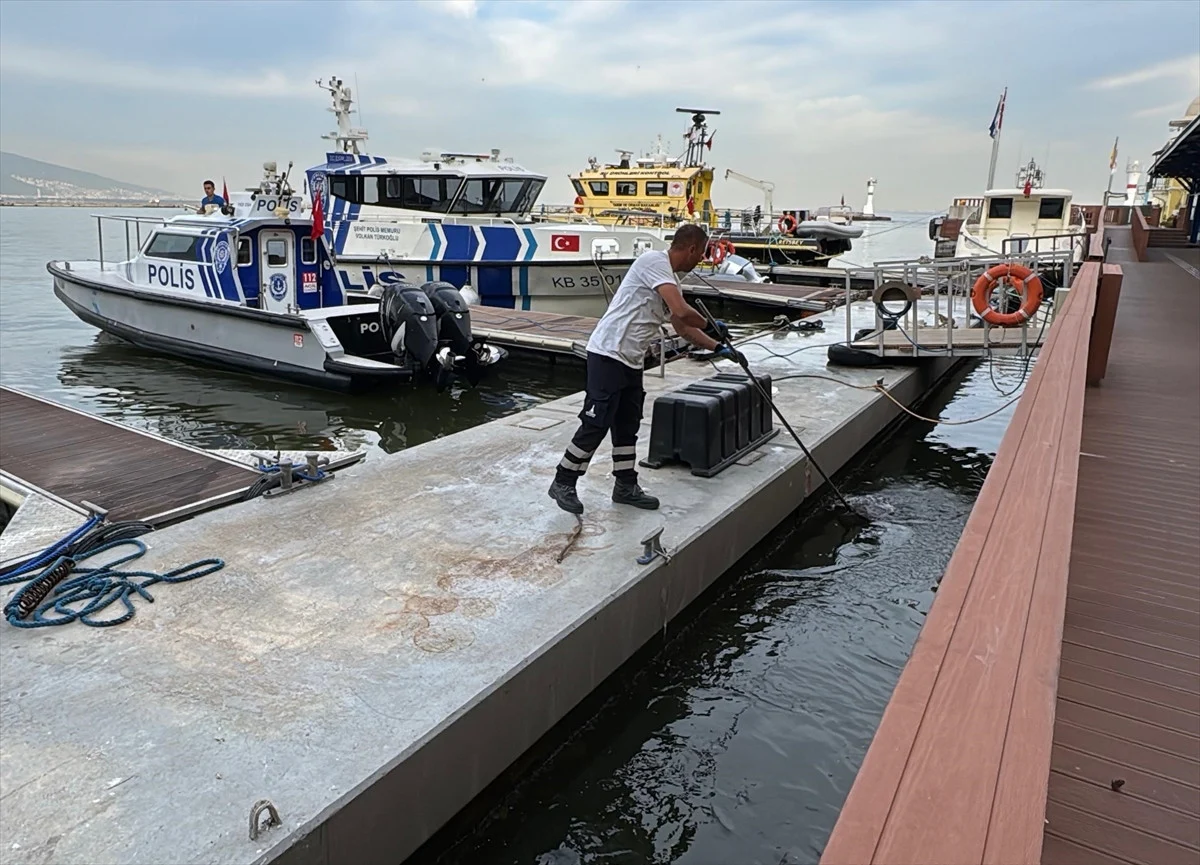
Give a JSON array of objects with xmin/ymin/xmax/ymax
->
[
  {"xmin": 0, "ymin": 513, "xmax": 103, "ymax": 585},
  {"xmin": 4, "ymin": 538, "xmax": 224, "ymax": 629}
]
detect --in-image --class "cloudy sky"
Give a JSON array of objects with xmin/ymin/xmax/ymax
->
[{"xmin": 1, "ymin": 0, "xmax": 1197, "ymax": 210}]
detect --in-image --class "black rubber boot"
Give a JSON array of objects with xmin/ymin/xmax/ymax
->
[
  {"xmin": 612, "ymin": 479, "xmax": 659, "ymax": 510},
  {"xmin": 548, "ymin": 480, "xmax": 584, "ymax": 514}
]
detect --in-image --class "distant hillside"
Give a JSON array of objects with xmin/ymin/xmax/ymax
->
[{"xmin": 0, "ymin": 151, "xmax": 178, "ymax": 200}]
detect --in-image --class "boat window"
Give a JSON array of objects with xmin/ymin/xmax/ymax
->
[
  {"xmin": 329, "ymin": 175, "xmax": 356, "ymax": 203},
  {"xmin": 645, "ymin": 181, "xmax": 667, "ymax": 196},
  {"xmin": 615, "ymin": 181, "xmax": 637, "ymax": 196},
  {"xmin": 300, "ymin": 237, "xmax": 317, "ymax": 265},
  {"xmin": 450, "ymin": 178, "xmax": 503, "ymax": 214},
  {"xmin": 383, "ymin": 175, "xmax": 463, "ymax": 212},
  {"xmin": 987, "ymin": 197, "xmax": 1013, "ymax": 219},
  {"xmin": 145, "ymin": 232, "xmax": 201, "ymax": 262},
  {"xmin": 236, "ymin": 237, "xmax": 251, "ymax": 266},
  {"xmin": 1038, "ymin": 197, "xmax": 1065, "ymax": 220},
  {"xmin": 571, "ymin": 179, "xmax": 586, "ymax": 197},
  {"xmin": 363, "ymin": 176, "xmax": 380, "ymax": 205},
  {"xmin": 588, "ymin": 180, "xmax": 609, "ymax": 196},
  {"xmin": 266, "ymin": 239, "xmax": 287, "ymax": 266},
  {"xmin": 486, "ymin": 178, "xmax": 532, "ymax": 212}
]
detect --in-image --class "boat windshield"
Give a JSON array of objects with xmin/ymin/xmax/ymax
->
[{"xmin": 328, "ymin": 173, "xmax": 544, "ymax": 216}]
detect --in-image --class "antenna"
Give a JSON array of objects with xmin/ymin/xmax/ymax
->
[
  {"xmin": 355, "ymin": 72, "xmax": 364, "ymax": 128},
  {"xmin": 675, "ymin": 107, "xmax": 721, "ymax": 168}
]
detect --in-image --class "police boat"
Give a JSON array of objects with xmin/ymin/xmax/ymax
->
[{"xmin": 46, "ymin": 162, "xmax": 505, "ymax": 394}]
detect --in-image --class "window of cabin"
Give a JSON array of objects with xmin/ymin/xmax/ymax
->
[
  {"xmin": 236, "ymin": 237, "xmax": 251, "ymax": 266},
  {"xmin": 615, "ymin": 181, "xmax": 638, "ymax": 196},
  {"xmin": 329, "ymin": 175, "xmax": 356, "ymax": 203},
  {"xmin": 266, "ymin": 239, "xmax": 287, "ymax": 266},
  {"xmin": 450, "ymin": 178, "xmax": 503, "ymax": 214},
  {"xmin": 645, "ymin": 181, "xmax": 667, "ymax": 196},
  {"xmin": 383, "ymin": 176, "xmax": 463, "ymax": 212},
  {"xmin": 486, "ymin": 178, "xmax": 531, "ymax": 212},
  {"xmin": 571, "ymin": 179, "xmax": 586, "ymax": 197},
  {"xmin": 363, "ymin": 176, "xmax": 380, "ymax": 205},
  {"xmin": 145, "ymin": 233, "xmax": 201, "ymax": 261},
  {"xmin": 588, "ymin": 180, "xmax": 610, "ymax": 196},
  {"xmin": 300, "ymin": 237, "xmax": 317, "ymax": 264},
  {"xmin": 1038, "ymin": 197, "xmax": 1065, "ymax": 220},
  {"xmin": 987, "ymin": 197, "xmax": 1013, "ymax": 219}
]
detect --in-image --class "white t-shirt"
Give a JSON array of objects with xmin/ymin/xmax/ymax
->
[{"xmin": 586, "ymin": 250, "xmax": 677, "ymax": 369}]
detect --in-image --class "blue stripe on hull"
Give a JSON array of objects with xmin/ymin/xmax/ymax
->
[{"xmin": 477, "ymin": 266, "xmax": 515, "ymax": 309}]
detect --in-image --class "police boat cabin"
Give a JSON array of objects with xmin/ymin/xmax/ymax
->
[
  {"xmin": 299, "ymin": 77, "xmax": 668, "ymax": 318},
  {"xmin": 46, "ymin": 158, "xmax": 505, "ymax": 394}
]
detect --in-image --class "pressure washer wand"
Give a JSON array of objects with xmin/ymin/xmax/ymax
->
[{"xmin": 694, "ymin": 298, "xmax": 865, "ymax": 522}]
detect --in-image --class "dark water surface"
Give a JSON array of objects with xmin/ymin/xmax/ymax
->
[{"xmin": 0, "ymin": 207, "xmax": 1018, "ymax": 865}]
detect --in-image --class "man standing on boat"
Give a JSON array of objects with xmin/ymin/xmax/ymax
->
[
  {"xmin": 548, "ymin": 224, "xmax": 745, "ymax": 514},
  {"xmin": 197, "ymin": 180, "xmax": 225, "ymax": 214}
]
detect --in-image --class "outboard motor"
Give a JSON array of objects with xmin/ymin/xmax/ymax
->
[
  {"xmin": 716, "ymin": 254, "xmax": 767, "ymax": 283},
  {"xmin": 420, "ymin": 281, "xmax": 503, "ymax": 388},
  {"xmin": 377, "ymin": 283, "xmax": 440, "ymax": 372}
]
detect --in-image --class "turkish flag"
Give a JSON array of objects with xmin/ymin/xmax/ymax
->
[
  {"xmin": 551, "ymin": 234, "xmax": 580, "ymax": 252},
  {"xmin": 311, "ymin": 184, "xmax": 324, "ymax": 241}
]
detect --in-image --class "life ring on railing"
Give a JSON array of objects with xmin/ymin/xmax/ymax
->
[
  {"xmin": 573, "ymin": 195, "xmax": 585, "ymax": 214},
  {"xmin": 705, "ymin": 239, "xmax": 735, "ymax": 266},
  {"xmin": 778, "ymin": 213, "xmax": 798, "ymax": 234},
  {"xmin": 970, "ymin": 263, "xmax": 1044, "ymax": 327}
]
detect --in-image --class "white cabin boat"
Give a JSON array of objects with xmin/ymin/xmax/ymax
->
[{"xmin": 953, "ymin": 159, "xmax": 1087, "ymax": 261}]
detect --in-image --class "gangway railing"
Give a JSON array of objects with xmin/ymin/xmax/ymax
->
[{"xmin": 833, "ymin": 248, "xmax": 1078, "ymax": 359}]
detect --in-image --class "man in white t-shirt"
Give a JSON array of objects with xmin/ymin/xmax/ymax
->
[{"xmin": 549, "ymin": 224, "xmax": 746, "ymax": 514}]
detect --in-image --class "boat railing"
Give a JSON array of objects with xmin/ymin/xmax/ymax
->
[
  {"xmin": 836, "ymin": 247, "xmax": 1079, "ymax": 356},
  {"xmin": 90, "ymin": 212, "xmax": 189, "ymax": 270},
  {"xmin": 1001, "ymin": 231, "xmax": 1089, "ymax": 259}
]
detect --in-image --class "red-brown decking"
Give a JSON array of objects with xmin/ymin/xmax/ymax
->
[
  {"xmin": 820, "ymin": 223, "xmax": 1200, "ymax": 864},
  {"xmin": 1042, "ymin": 239, "xmax": 1200, "ymax": 864}
]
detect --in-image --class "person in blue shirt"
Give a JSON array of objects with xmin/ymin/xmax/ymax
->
[{"xmin": 197, "ymin": 180, "xmax": 225, "ymax": 214}]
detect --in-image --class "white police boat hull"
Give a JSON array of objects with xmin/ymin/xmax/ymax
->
[{"xmin": 47, "ymin": 211, "xmax": 505, "ymax": 393}]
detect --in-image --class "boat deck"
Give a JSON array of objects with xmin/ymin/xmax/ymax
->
[
  {"xmin": 1042, "ymin": 243, "xmax": 1200, "ymax": 865},
  {"xmin": 0, "ymin": 387, "xmax": 259, "ymax": 525}
]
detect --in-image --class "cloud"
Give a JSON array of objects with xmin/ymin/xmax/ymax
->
[
  {"xmin": 0, "ymin": 43, "xmax": 309, "ymax": 100},
  {"xmin": 439, "ymin": 0, "xmax": 479, "ymax": 17},
  {"xmin": 1132, "ymin": 102, "xmax": 1190, "ymax": 120},
  {"xmin": 1086, "ymin": 54, "xmax": 1200, "ymax": 90}
]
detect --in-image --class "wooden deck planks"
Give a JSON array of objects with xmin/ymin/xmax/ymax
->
[
  {"xmin": 1044, "ymin": 232, "xmax": 1200, "ymax": 865},
  {"xmin": 820, "ymin": 258, "xmax": 1105, "ymax": 864},
  {"xmin": 0, "ymin": 387, "xmax": 257, "ymax": 524}
]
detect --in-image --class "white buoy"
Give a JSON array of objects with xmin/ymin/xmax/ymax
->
[{"xmin": 863, "ymin": 178, "xmax": 876, "ymax": 217}]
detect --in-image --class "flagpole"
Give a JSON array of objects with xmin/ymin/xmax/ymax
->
[
  {"xmin": 986, "ymin": 87, "xmax": 1006, "ymax": 191},
  {"xmin": 1105, "ymin": 136, "xmax": 1119, "ymax": 200}
]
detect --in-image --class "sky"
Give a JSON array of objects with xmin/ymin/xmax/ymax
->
[{"xmin": 0, "ymin": 0, "xmax": 1197, "ymax": 211}]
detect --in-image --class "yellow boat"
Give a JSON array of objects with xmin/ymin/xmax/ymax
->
[{"xmin": 537, "ymin": 109, "xmax": 857, "ymax": 268}]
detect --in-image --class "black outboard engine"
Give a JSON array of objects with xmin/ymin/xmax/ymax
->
[
  {"xmin": 421, "ymin": 281, "xmax": 493, "ymax": 388},
  {"xmin": 377, "ymin": 283, "xmax": 440, "ymax": 373}
]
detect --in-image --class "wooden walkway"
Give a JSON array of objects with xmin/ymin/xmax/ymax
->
[
  {"xmin": 471, "ymin": 307, "xmax": 686, "ymax": 364},
  {"xmin": 820, "ymin": 222, "xmax": 1200, "ymax": 864},
  {"xmin": 0, "ymin": 387, "xmax": 258, "ymax": 524},
  {"xmin": 1042, "ymin": 241, "xmax": 1200, "ymax": 864}
]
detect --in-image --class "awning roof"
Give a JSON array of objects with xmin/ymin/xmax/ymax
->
[{"xmin": 1149, "ymin": 113, "xmax": 1200, "ymax": 185}]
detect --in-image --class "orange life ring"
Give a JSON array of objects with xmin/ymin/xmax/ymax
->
[
  {"xmin": 720, "ymin": 239, "xmax": 735, "ymax": 258},
  {"xmin": 706, "ymin": 239, "xmax": 727, "ymax": 266},
  {"xmin": 971, "ymin": 263, "xmax": 1044, "ymax": 327},
  {"xmin": 573, "ymin": 195, "xmax": 584, "ymax": 214},
  {"xmin": 778, "ymin": 214, "xmax": 798, "ymax": 234}
]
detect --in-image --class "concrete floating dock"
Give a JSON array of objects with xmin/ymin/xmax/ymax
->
[{"xmin": 0, "ymin": 303, "xmax": 962, "ymax": 865}]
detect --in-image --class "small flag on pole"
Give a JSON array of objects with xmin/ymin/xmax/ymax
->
[
  {"xmin": 222, "ymin": 177, "xmax": 230, "ymax": 204},
  {"xmin": 989, "ymin": 88, "xmax": 1007, "ymax": 139},
  {"xmin": 1109, "ymin": 137, "xmax": 1119, "ymax": 171}
]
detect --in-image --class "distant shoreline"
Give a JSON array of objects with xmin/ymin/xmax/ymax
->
[{"xmin": 0, "ymin": 199, "xmax": 191, "ymax": 209}]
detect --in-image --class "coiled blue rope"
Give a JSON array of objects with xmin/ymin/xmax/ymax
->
[
  {"xmin": 4, "ymin": 538, "xmax": 224, "ymax": 629},
  {"xmin": 0, "ymin": 513, "xmax": 103, "ymax": 585}
]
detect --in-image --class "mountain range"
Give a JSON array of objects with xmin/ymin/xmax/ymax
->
[{"xmin": 0, "ymin": 151, "xmax": 179, "ymax": 200}]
